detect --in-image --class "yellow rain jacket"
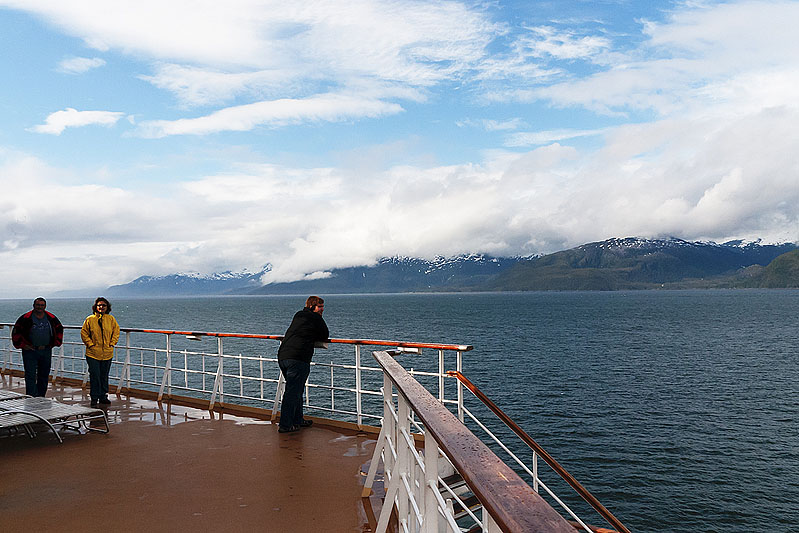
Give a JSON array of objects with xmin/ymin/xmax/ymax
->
[{"xmin": 81, "ymin": 313, "xmax": 120, "ymax": 361}]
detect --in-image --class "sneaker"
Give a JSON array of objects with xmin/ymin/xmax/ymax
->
[
  {"xmin": 278, "ymin": 425, "xmax": 300, "ymax": 433},
  {"xmin": 90, "ymin": 399, "xmax": 99, "ymax": 407},
  {"xmin": 99, "ymin": 397, "xmax": 111, "ymax": 405},
  {"xmin": 298, "ymin": 420, "xmax": 313, "ymax": 428}
]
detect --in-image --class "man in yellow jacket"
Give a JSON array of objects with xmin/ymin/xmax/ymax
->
[{"xmin": 81, "ymin": 297, "xmax": 120, "ymax": 407}]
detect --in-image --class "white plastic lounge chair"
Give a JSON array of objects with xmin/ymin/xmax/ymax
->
[{"xmin": 0, "ymin": 396, "xmax": 109, "ymax": 443}]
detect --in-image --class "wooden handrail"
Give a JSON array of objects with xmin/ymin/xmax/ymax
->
[
  {"xmin": 373, "ymin": 350, "xmax": 574, "ymax": 533},
  {"xmin": 447, "ymin": 370, "xmax": 631, "ymax": 533}
]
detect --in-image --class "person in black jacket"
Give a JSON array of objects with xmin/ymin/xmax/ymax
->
[
  {"xmin": 277, "ymin": 296, "xmax": 329, "ymax": 433},
  {"xmin": 12, "ymin": 297, "xmax": 64, "ymax": 397}
]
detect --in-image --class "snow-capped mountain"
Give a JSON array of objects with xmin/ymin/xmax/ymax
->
[{"xmin": 102, "ymin": 238, "xmax": 797, "ymax": 296}]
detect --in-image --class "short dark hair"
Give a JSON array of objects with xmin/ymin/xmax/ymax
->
[
  {"xmin": 92, "ymin": 297, "xmax": 112, "ymax": 313},
  {"xmin": 33, "ymin": 297, "xmax": 47, "ymax": 307},
  {"xmin": 305, "ymin": 296, "xmax": 324, "ymax": 309}
]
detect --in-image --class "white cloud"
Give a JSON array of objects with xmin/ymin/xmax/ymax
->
[
  {"xmin": 136, "ymin": 93, "xmax": 403, "ymax": 137},
  {"xmin": 30, "ymin": 108, "xmax": 126, "ymax": 135},
  {"xmin": 3, "ymin": 89, "xmax": 799, "ymax": 296},
  {"xmin": 520, "ymin": 26, "xmax": 611, "ymax": 61},
  {"xmin": 504, "ymin": 128, "xmax": 605, "ymax": 147},
  {"xmin": 6, "ymin": 0, "xmax": 498, "ymax": 107},
  {"xmin": 522, "ymin": 1, "xmax": 799, "ymax": 116},
  {"xmin": 57, "ymin": 56, "xmax": 106, "ymax": 74}
]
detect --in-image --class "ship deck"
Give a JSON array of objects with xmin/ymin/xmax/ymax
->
[{"xmin": 0, "ymin": 375, "xmax": 384, "ymax": 532}]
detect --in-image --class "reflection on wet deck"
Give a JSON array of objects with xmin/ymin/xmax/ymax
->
[{"xmin": 1, "ymin": 374, "xmax": 385, "ymax": 532}]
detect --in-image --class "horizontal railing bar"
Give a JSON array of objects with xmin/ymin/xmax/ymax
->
[{"xmin": 2, "ymin": 323, "xmax": 472, "ymax": 352}]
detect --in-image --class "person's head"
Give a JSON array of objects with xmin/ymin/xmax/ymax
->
[
  {"xmin": 32, "ymin": 297, "xmax": 46, "ymax": 315},
  {"xmin": 305, "ymin": 295, "xmax": 324, "ymax": 314},
  {"xmin": 93, "ymin": 297, "xmax": 111, "ymax": 314}
]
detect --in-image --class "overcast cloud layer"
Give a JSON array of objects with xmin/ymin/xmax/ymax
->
[{"xmin": 0, "ymin": 0, "xmax": 798, "ymax": 297}]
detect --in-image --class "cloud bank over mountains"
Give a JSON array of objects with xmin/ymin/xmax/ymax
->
[{"xmin": 0, "ymin": 0, "xmax": 797, "ymax": 296}]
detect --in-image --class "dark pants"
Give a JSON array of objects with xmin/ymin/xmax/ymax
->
[
  {"xmin": 278, "ymin": 359, "xmax": 310, "ymax": 429},
  {"xmin": 22, "ymin": 348, "xmax": 52, "ymax": 397},
  {"xmin": 86, "ymin": 357, "xmax": 113, "ymax": 400}
]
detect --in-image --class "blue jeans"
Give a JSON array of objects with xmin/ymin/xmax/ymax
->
[
  {"xmin": 22, "ymin": 348, "xmax": 52, "ymax": 397},
  {"xmin": 278, "ymin": 359, "xmax": 310, "ymax": 429},
  {"xmin": 86, "ymin": 357, "xmax": 113, "ymax": 400}
]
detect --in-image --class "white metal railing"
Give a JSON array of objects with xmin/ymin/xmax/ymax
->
[
  {"xmin": 0, "ymin": 324, "xmax": 470, "ymax": 427},
  {"xmin": 363, "ymin": 350, "xmax": 576, "ymax": 533},
  {"xmin": 1, "ymin": 323, "xmax": 626, "ymax": 532}
]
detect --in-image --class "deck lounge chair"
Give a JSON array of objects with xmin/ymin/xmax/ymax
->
[
  {"xmin": 0, "ymin": 389, "xmax": 27, "ymax": 401},
  {"xmin": 0, "ymin": 396, "xmax": 109, "ymax": 444}
]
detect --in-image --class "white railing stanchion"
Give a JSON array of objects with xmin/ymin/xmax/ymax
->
[
  {"xmin": 438, "ymin": 349, "xmax": 445, "ymax": 403},
  {"xmin": 116, "ymin": 331, "xmax": 132, "ymax": 393},
  {"xmin": 422, "ymin": 432, "xmax": 439, "ymax": 533},
  {"xmin": 456, "ymin": 350, "xmax": 464, "ymax": 422},
  {"xmin": 396, "ymin": 394, "xmax": 410, "ymax": 526},
  {"xmin": 51, "ymin": 344, "xmax": 63, "ymax": 384},
  {"xmin": 209, "ymin": 337, "xmax": 224, "ymax": 409},
  {"xmin": 355, "ymin": 344, "xmax": 363, "ymax": 426},
  {"xmin": 375, "ymin": 377, "xmax": 400, "ymax": 533},
  {"xmin": 271, "ymin": 370, "xmax": 284, "ymax": 420},
  {"xmin": 157, "ymin": 334, "xmax": 172, "ymax": 401}
]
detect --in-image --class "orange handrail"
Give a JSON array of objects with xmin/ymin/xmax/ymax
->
[
  {"xmin": 447, "ymin": 370, "xmax": 631, "ymax": 533},
  {"xmin": 3, "ymin": 323, "xmax": 473, "ymax": 353}
]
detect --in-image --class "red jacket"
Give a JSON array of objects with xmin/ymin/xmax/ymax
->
[{"xmin": 12, "ymin": 310, "xmax": 64, "ymax": 350}]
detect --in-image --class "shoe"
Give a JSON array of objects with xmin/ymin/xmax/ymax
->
[
  {"xmin": 99, "ymin": 397, "xmax": 111, "ymax": 404},
  {"xmin": 298, "ymin": 420, "xmax": 313, "ymax": 428},
  {"xmin": 278, "ymin": 425, "xmax": 300, "ymax": 433},
  {"xmin": 90, "ymin": 399, "xmax": 99, "ymax": 407}
]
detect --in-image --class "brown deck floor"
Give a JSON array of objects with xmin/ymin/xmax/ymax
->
[{"xmin": 0, "ymin": 375, "xmax": 386, "ymax": 532}]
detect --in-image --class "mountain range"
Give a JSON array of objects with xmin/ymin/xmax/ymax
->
[{"xmin": 103, "ymin": 237, "xmax": 799, "ymax": 297}]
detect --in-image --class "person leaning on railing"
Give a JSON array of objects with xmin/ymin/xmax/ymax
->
[
  {"xmin": 80, "ymin": 297, "xmax": 120, "ymax": 407},
  {"xmin": 276, "ymin": 295, "xmax": 329, "ymax": 433}
]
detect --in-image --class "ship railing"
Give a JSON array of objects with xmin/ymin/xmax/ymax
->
[
  {"xmin": 447, "ymin": 371, "xmax": 630, "ymax": 533},
  {"xmin": 1, "ymin": 324, "xmax": 625, "ymax": 531},
  {"xmin": 363, "ymin": 349, "xmax": 577, "ymax": 533},
  {"xmin": 0, "ymin": 324, "xmax": 471, "ymax": 428}
]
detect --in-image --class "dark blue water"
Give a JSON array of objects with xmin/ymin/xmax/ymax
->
[{"xmin": 2, "ymin": 290, "xmax": 797, "ymax": 532}]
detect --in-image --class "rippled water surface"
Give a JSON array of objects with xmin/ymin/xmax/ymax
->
[{"xmin": 2, "ymin": 290, "xmax": 797, "ymax": 532}]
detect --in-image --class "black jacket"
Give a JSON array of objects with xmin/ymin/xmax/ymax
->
[{"xmin": 277, "ymin": 308, "xmax": 329, "ymax": 363}]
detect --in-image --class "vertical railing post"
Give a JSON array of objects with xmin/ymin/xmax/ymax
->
[
  {"xmin": 218, "ymin": 337, "xmax": 224, "ymax": 404},
  {"xmin": 383, "ymin": 373, "xmax": 396, "ymax": 476},
  {"xmin": 457, "ymin": 350, "xmax": 464, "ymax": 422},
  {"xmin": 209, "ymin": 337, "xmax": 224, "ymax": 409},
  {"xmin": 239, "ymin": 353, "xmax": 244, "ymax": 397},
  {"xmin": 157, "ymin": 333, "xmax": 172, "ymax": 401},
  {"xmin": 362, "ymin": 372, "xmax": 391, "ymax": 497},
  {"xmin": 272, "ymin": 371, "xmax": 284, "ymax": 421},
  {"xmin": 375, "ymin": 375, "xmax": 402, "ymax": 533},
  {"xmin": 532, "ymin": 451, "xmax": 539, "ymax": 493},
  {"xmin": 438, "ymin": 349, "xmax": 445, "ymax": 403},
  {"xmin": 116, "ymin": 331, "xmax": 131, "ymax": 394},
  {"xmin": 423, "ymin": 431, "xmax": 439, "ymax": 533},
  {"xmin": 51, "ymin": 344, "xmax": 64, "ymax": 384},
  {"xmin": 355, "ymin": 344, "xmax": 363, "ymax": 426},
  {"xmin": 396, "ymin": 392, "xmax": 411, "ymax": 526}
]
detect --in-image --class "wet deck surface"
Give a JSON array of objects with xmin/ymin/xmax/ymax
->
[{"xmin": 0, "ymin": 375, "xmax": 384, "ymax": 532}]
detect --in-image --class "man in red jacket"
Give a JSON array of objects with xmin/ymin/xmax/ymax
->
[{"xmin": 12, "ymin": 298, "xmax": 64, "ymax": 397}]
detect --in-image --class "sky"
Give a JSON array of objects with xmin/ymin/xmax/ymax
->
[{"xmin": 1, "ymin": 0, "xmax": 798, "ymax": 298}]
